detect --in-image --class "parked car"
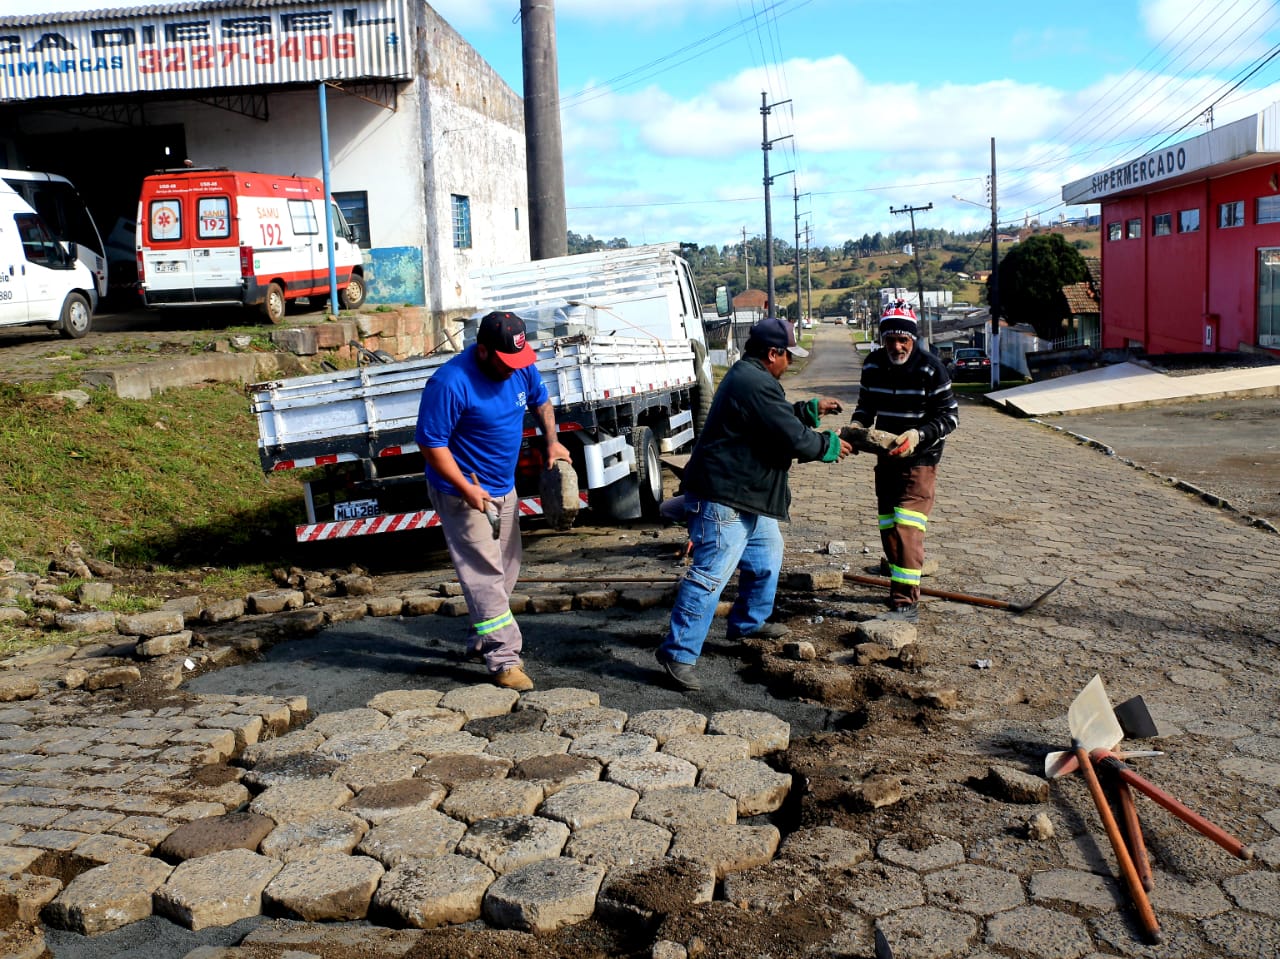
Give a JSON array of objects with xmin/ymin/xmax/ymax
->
[{"xmin": 948, "ymin": 347, "xmax": 991, "ymax": 381}]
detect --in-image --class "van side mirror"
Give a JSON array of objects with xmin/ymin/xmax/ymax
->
[
  {"xmin": 63, "ymin": 241, "xmax": 78, "ymax": 268},
  {"xmin": 715, "ymin": 285, "xmax": 731, "ymax": 317},
  {"xmin": 346, "ymin": 226, "xmax": 357, "ymax": 243}
]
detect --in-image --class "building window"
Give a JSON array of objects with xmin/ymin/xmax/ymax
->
[
  {"xmin": 1126, "ymin": 218, "xmax": 1142, "ymax": 238},
  {"xmin": 1108, "ymin": 221, "xmax": 1123, "ymax": 241},
  {"xmin": 288, "ymin": 199, "xmax": 319, "ymax": 236},
  {"xmin": 1178, "ymin": 209, "xmax": 1200, "ymax": 233},
  {"xmin": 1257, "ymin": 196, "xmax": 1280, "ymax": 225},
  {"xmin": 1152, "ymin": 213, "xmax": 1172, "ymax": 236},
  {"xmin": 333, "ymin": 191, "xmax": 371, "ymax": 249},
  {"xmin": 452, "ymin": 194, "xmax": 472, "ymax": 249},
  {"xmin": 1219, "ymin": 201, "xmax": 1244, "ymax": 228}
]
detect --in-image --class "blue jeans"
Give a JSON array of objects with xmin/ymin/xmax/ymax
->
[{"xmin": 658, "ymin": 497, "xmax": 783, "ymax": 665}]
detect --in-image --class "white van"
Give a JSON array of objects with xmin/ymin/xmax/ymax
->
[
  {"xmin": 0, "ymin": 191, "xmax": 96, "ymax": 338},
  {"xmin": 0, "ymin": 169, "xmax": 108, "ymax": 304}
]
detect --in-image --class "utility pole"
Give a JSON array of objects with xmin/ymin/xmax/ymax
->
[
  {"xmin": 890, "ymin": 202, "xmax": 933, "ymax": 349},
  {"xmin": 792, "ymin": 182, "xmax": 810, "ymax": 322},
  {"xmin": 741, "ymin": 226, "xmax": 750, "ymax": 291},
  {"xmin": 988, "ymin": 137, "xmax": 1000, "ymax": 390},
  {"xmin": 803, "ymin": 223, "xmax": 813, "ymax": 325},
  {"xmin": 760, "ymin": 92, "xmax": 792, "ymax": 319},
  {"xmin": 521, "ymin": 0, "xmax": 567, "ymax": 260}
]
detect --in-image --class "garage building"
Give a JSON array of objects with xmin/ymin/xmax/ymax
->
[{"xmin": 0, "ymin": 0, "xmax": 527, "ymax": 323}]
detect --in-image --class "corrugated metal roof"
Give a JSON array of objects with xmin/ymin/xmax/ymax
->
[{"xmin": 1, "ymin": 0, "xmax": 315, "ymax": 28}]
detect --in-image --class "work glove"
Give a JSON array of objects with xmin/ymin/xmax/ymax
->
[
  {"xmin": 889, "ymin": 429, "xmax": 920, "ymax": 457},
  {"xmin": 819, "ymin": 430, "xmax": 845, "ymax": 463}
]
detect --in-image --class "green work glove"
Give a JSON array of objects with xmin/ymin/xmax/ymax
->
[
  {"xmin": 820, "ymin": 429, "xmax": 842, "ymax": 463},
  {"xmin": 801, "ymin": 397, "xmax": 821, "ymax": 427}
]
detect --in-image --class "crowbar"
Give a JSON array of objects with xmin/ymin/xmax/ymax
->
[{"xmin": 844, "ymin": 573, "xmax": 1066, "ymax": 613}]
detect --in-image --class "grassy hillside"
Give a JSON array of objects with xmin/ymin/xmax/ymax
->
[{"xmin": 705, "ymin": 224, "xmax": 1101, "ymax": 319}]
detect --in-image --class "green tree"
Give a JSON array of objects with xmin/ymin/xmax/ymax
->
[{"xmin": 989, "ymin": 233, "xmax": 1088, "ymax": 340}]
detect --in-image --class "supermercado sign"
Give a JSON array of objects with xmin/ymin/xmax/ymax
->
[
  {"xmin": 1063, "ymin": 107, "xmax": 1280, "ymax": 204},
  {"xmin": 0, "ymin": 0, "xmax": 410, "ymax": 99}
]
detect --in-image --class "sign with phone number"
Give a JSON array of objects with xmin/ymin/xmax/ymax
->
[
  {"xmin": 0, "ymin": 0, "xmax": 410, "ymax": 98},
  {"xmin": 138, "ymin": 34, "xmax": 356, "ymax": 73}
]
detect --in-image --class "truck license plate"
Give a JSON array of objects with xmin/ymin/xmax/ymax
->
[
  {"xmin": 334, "ymin": 498, "xmax": 379, "ymax": 520},
  {"xmin": 153, "ymin": 261, "xmax": 183, "ymax": 274}
]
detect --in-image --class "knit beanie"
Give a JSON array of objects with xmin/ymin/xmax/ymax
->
[{"xmin": 878, "ymin": 303, "xmax": 918, "ymax": 339}]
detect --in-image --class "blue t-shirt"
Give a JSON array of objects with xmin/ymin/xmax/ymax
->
[{"xmin": 415, "ymin": 345, "xmax": 549, "ymax": 497}]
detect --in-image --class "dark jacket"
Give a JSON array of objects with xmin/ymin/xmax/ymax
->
[
  {"xmin": 851, "ymin": 344, "xmax": 959, "ymax": 466},
  {"xmin": 682, "ymin": 356, "xmax": 829, "ymax": 521}
]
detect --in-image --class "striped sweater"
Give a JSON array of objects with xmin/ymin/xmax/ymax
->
[{"xmin": 851, "ymin": 346, "xmax": 959, "ymax": 466}]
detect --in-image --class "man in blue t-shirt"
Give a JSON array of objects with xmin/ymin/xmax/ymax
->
[{"xmin": 416, "ymin": 311, "xmax": 571, "ymax": 691}]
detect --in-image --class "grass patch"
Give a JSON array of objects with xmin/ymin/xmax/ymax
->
[{"xmin": 0, "ymin": 381, "xmax": 305, "ymax": 571}]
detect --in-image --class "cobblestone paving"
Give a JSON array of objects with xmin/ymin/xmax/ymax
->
[{"xmin": 0, "ymin": 324, "xmax": 1278, "ymax": 958}]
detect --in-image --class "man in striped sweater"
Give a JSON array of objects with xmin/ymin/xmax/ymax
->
[{"xmin": 849, "ymin": 303, "xmax": 959, "ymax": 622}]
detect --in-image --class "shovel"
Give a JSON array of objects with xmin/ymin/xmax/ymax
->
[{"xmin": 1066, "ymin": 675, "xmax": 1161, "ymax": 943}]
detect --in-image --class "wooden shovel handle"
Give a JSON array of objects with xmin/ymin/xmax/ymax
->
[
  {"xmin": 1092, "ymin": 751, "xmax": 1254, "ymax": 860},
  {"xmin": 1116, "ymin": 780, "xmax": 1153, "ymax": 892},
  {"xmin": 1076, "ymin": 747, "xmax": 1162, "ymax": 943}
]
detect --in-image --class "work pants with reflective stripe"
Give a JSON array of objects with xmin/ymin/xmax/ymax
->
[
  {"xmin": 427, "ymin": 484, "xmax": 523, "ymax": 673},
  {"xmin": 873, "ymin": 461, "xmax": 938, "ymax": 608}
]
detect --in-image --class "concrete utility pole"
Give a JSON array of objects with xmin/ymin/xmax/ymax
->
[
  {"xmin": 890, "ymin": 202, "xmax": 933, "ymax": 349},
  {"xmin": 521, "ymin": 0, "xmax": 567, "ymax": 260},
  {"xmin": 742, "ymin": 226, "xmax": 750, "ymax": 290},
  {"xmin": 793, "ymin": 183, "xmax": 801, "ymax": 321},
  {"xmin": 988, "ymin": 137, "xmax": 1000, "ymax": 390},
  {"xmin": 803, "ymin": 223, "xmax": 813, "ymax": 324},
  {"xmin": 760, "ymin": 92, "xmax": 792, "ymax": 319}
]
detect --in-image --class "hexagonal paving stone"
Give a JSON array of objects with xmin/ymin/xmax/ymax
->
[
  {"xmin": 537, "ymin": 781, "xmax": 639, "ymax": 830},
  {"xmin": 455, "ymin": 816, "xmax": 571, "ymax": 874},
  {"xmin": 356, "ymin": 808, "xmax": 467, "ymax": 868},
  {"xmin": 985, "ymin": 905, "xmax": 1094, "ymax": 959},
  {"xmin": 563, "ymin": 818, "xmax": 672, "ymax": 870},
  {"xmin": 877, "ymin": 834, "xmax": 965, "ymax": 872},
  {"xmin": 875, "ymin": 905, "xmax": 977, "ymax": 959},
  {"xmin": 261, "ymin": 852, "xmax": 384, "ymax": 921},
  {"xmin": 482, "ymin": 857, "xmax": 605, "ymax": 933},
  {"xmin": 440, "ymin": 779, "xmax": 545, "ymax": 824},
  {"xmin": 373, "ymin": 854, "xmax": 496, "ymax": 928},
  {"xmin": 923, "ymin": 863, "xmax": 1025, "ymax": 915},
  {"xmin": 632, "ymin": 786, "xmax": 737, "ymax": 831}
]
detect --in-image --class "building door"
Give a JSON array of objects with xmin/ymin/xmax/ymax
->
[{"xmin": 1258, "ymin": 248, "xmax": 1280, "ymax": 347}]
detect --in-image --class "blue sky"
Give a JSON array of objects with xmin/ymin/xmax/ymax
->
[{"xmin": 7, "ymin": 0, "xmax": 1280, "ymax": 252}]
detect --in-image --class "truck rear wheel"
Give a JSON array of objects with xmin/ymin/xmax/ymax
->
[
  {"xmin": 261, "ymin": 282, "xmax": 287, "ymax": 324},
  {"xmin": 632, "ymin": 426, "xmax": 663, "ymax": 518}
]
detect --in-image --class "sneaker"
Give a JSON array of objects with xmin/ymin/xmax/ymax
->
[
  {"xmin": 877, "ymin": 604, "xmax": 919, "ymax": 624},
  {"xmin": 727, "ymin": 622, "xmax": 790, "ymax": 641},
  {"xmin": 493, "ymin": 666, "xmax": 534, "ymax": 691},
  {"xmin": 655, "ymin": 652, "xmax": 701, "ymax": 691}
]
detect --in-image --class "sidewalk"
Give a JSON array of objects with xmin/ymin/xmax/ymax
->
[{"xmin": 2, "ymin": 324, "xmax": 1279, "ymax": 958}]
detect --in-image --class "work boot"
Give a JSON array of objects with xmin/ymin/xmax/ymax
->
[
  {"xmin": 655, "ymin": 651, "xmax": 701, "ymax": 691},
  {"xmin": 493, "ymin": 666, "xmax": 534, "ymax": 691},
  {"xmin": 877, "ymin": 604, "xmax": 919, "ymax": 624},
  {"xmin": 726, "ymin": 622, "xmax": 790, "ymax": 641}
]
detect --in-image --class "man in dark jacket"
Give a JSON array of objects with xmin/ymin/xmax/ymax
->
[
  {"xmin": 849, "ymin": 303, "xmax": 959, "ymax": 622},
  {"xmin": 654, "ymin": 317, "xmax": 851, "ymax": 691}
]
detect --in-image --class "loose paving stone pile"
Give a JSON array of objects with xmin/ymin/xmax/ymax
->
[{"xmin": 0, "ymin": 683, "xmax": 795, "ymax": 947}]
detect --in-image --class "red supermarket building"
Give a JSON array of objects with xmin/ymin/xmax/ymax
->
[{"xmin": 1062, "ymin": 102, "xmax": 1280, "ymax": 355}]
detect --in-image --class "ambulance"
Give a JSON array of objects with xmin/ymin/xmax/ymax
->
[{"xmin": 136, "ymin": 168, "xmax": 367, "ymax": 323}]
